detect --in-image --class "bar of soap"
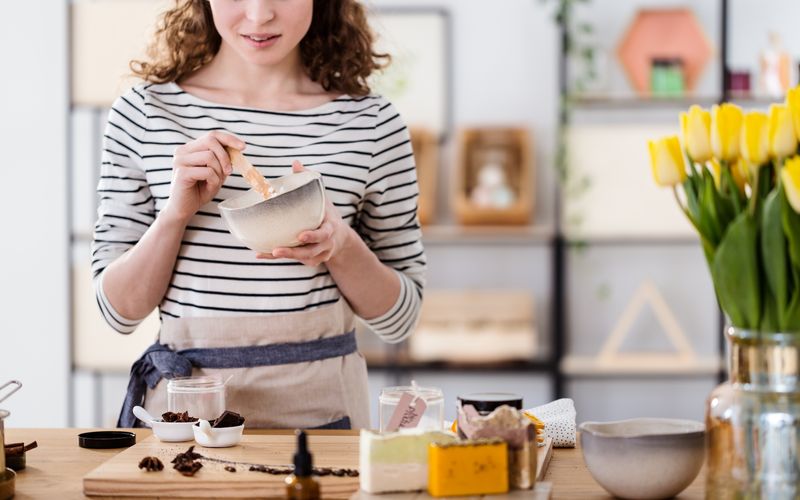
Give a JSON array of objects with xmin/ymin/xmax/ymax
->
[
  {"xmin": 428, "ymin": 439, "xmax": 509, "ymax": 497},
  {"xmin": 359, "ymin": 429, "xmax": 457, "ymax": 493}
]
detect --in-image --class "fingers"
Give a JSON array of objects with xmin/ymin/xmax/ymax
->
[
  {"xmin": 178, "ymin": 150, "xmax": 224, "ymax": 179},
  {"xmin": 297, "ymin": 220, "xmax": 334, "ymax": 245},
  {"xmin": 209, "ymin": 130, "xmax": 246, "ymax": 151},
  {"xmin": 174, "ymin": 132, "xmax": 246, "ymax": 177},
  {"xmin": 203, "ymin": 135, "xmax": 233, "ymax": 176},
  {"xmin": 175, "ymin": 165, "xmax": 221, "ymax": 190},
  {"xmin": 292, "ymin": 160, "xmax": 305, "ymax": 173},
  {"xmin": 272, "ymin": 244, "xmax": 331, "ymax": 266}
]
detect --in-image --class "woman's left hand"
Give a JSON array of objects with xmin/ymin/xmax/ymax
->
[{"xmin": 256, "ymin": 161, "xmax": 352, "ymax": 266}]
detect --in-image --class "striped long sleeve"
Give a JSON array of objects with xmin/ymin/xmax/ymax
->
[
  {"xmin": 91, "ymin": 88, "xmax": 155, "ymax": 334},
  {"xmin": 357, "ymin": 99, "xmax": 426, "ymax": 343},
  {"xmin": 89, "ymin": 83, "xmax": 425, "ymax": 339}
]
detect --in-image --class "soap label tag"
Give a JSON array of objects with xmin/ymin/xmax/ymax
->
[{"xmin": 386, "ymin": 393, "xmax": 426, "ymax": 431}]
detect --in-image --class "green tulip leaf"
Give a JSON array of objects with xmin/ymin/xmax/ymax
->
[
  {"xmin": 781, "ymin": 186, "xmax": 800, "ymax": 269},
  {"xmin": 712, "ymin": 213, "xmax": 761, "ymax": 329},
  {"xmin": 762, "ymin": 190, "xmax": 789, "ymax": 329},
  {"xmin": 700, "ymin": 171, "xmax": 723, "ymax": 246}
]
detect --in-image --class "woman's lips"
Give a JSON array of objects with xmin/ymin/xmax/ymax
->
[{"xmin": 241, "ymin": 34, "xmax": 281, "ymax": 48}]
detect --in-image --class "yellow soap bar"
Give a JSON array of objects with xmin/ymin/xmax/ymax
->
[{"xmin": 428, "ymin": 439, "xmax": 509, "ymax": 497}]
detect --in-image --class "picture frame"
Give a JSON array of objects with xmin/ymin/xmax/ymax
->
[
  {"xmin": 409, "ymin": 128, "xmax": 438, "ymax": 225},
  {"xmin": 454, "ymin": 127, "xmax": 534, "ymax": 225},
  {"xmin": 368, "ymin": 7, "xmax": 453, "ymax": 141}
]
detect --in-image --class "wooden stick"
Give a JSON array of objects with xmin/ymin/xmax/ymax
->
[{"xmin": 225, "ymin": 147, "xmax": 273, "ymax": 199}]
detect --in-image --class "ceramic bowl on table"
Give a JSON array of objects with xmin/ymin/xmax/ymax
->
[
  {"xmin": 132, "ymin": 406, "xmax": 195, "ymax": 443},
  {"xmin": 192, "ymin": 419, "xmax": 244, "ymax": 448},
  {"xmin": 218, "ymin": 170, "xmax": 326, "ymax": 254},
  {"xmin": 579, "ymin": 418, "xmax": 705, "ymax": 500}
]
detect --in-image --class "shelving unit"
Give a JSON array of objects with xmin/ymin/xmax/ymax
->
[{"xmin": 556, "ymin": 0, "xmax": 747, "ymax": 389}]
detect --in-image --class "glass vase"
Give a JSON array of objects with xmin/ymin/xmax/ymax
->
[{"xmin": 705, "ymin": 327, "xmax": 800, "ymax": 499}]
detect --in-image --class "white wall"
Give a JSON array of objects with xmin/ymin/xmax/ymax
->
[{"xmin": 0, "ymin": 0, "xmax": 70, "ymax": 426}]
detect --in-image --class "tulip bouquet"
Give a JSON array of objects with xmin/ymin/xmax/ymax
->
[{"xmin": 649, "ymin": 89, "xmax": 800, "ymax": 331}]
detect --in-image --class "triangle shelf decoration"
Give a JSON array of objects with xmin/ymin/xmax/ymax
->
[{"xmin": 561, "ymin": 280, "xmax": 721, "ymax": 376}]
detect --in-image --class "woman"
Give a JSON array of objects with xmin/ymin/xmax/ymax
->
[{"xmin": 92, "ymin": 0, "xmax": 425, "ymax": 429}]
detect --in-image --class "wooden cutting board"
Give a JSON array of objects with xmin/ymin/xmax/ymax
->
[
  {"xmin": 83, "ymin": 433, "xmax": 554, "ymax": 499},
  {"xmin": 83, "ymin": 433, "xmax": 360, "ymax": 499}
]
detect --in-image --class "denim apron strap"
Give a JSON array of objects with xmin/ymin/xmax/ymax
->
[{"xmin": 118, "ymin": 330, "xmax": 357, "ymax": 427}]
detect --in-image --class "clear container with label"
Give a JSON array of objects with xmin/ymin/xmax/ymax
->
[
  {"xmin": 167, "ymin": 376, "xmax": 225, "ymax": 421},
  {"xmin": 379, "ymin": 383, "xmax": 444, "ymax": 432}
]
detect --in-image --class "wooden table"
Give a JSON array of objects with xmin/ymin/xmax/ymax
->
[{"xmin": 5, "ymin": 429, "xmax": 705, "ymax": 499}]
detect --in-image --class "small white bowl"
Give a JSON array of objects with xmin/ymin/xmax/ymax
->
[
  {"xmin": 149, "ymin": 420, "xmax": 196, "ymax": 443},
  {"xmin": 580, "ymin": 418, "xmax": 705, "ymax": 500},
  {"xmin": 218, "ymin": 170, "xmax": 325, "ymax": 254},
  {"xmin": 192, "ymin": 420, "xmax": 244, "ymax": 448},
  {"xmin": 132, "ymin": 406, "xmax": 195, "ymax": 442}
]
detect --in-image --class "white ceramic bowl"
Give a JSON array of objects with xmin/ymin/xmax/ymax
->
[
  {"xmin": 149, "ymin": 420, "xmax": 196, "ymax": 443},
  {"xmin": 132, "ymin": 406, "xmax": 196, "ymax": 442},
  {"xmin": 192, "ymin": 420, "xmax": 244, "ymax": 448},
  {"xmin": 579, "ymin": 418, "xmax": 705, "ymax": 500},
  {"xmin": 218, "ymin": 170, "xmax": 325, "ymax": 254}
]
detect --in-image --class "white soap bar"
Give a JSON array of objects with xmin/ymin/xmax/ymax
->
[{"xmin": 359, "ymin": 429, "xmax": 457, "ymax": 493}]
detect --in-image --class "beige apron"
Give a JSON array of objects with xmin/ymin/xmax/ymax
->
[{"xmin": 142, "ymin": 300, "xmax": 370, "ymax": 429}]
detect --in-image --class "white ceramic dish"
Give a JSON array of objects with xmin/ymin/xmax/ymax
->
[
  {"xmin": 218, "ymin": 170, "xmax": 325, "ymax": 254},
  {"xmin": 192, "ymin": 419, "xmax": 244, "ymax": 448},
  {"xmin": 579, "ymin": 418, "xmax": 705, "ymax": 500},
  {"xmin": 132, "ymin": 406, "xmax": 195, "ymax": 443}
]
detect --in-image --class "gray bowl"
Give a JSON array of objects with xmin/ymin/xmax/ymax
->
[
  {"xmin": 580, "ymin": 418, "xmax": 705, "ymax": 499},
  {"xmin": 218, "ymin": 170, "xmax": 325, "ymax": 254}
]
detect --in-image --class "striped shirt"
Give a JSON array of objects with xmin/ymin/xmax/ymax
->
[{"xmin": 91, "ymin": 82, "xmax": 425, "ymax": 343}]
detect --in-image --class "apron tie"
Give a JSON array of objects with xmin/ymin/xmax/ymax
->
[{"xmin": 118, "ymin": 330, "xmax": 357, "ymax": 428}]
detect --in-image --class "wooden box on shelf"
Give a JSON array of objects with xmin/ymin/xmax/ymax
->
[
  {"xmin": 453, "ymin": 127, "xmax": 534, "ymax": 225},
  {"xmin": 410, "ymin": 128, "xmax": 438, "ymax": 225},
  {"xmin": 409, "ymin": 290, "xmax": 537, "ymax": 364}
]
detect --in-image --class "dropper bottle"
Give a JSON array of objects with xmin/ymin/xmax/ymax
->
[{"xmin": 285, "ymin": 430, "xmax": 320, "ymax": 500}]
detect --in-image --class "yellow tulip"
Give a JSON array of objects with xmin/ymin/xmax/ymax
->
[
  {"xmin": 711, "ymin": 103, "xmax": 743, "ymax": 162},
  {"xmin": 768, "ymin": 104, "xmax": 796, "ymax": 160},
  {"xmin": 680, "ymin": 105, "xmax": 712, "ymax": 163},
  {"xmin": 786, "ymin": 86, "xmax": 800, "ymax": 142},
  {"xmin": 781, "ymin": 156, "xmax": 800, "ymax": 213},
  {"xmin": 740, "ymin": 111, "xmax": 769, "ymax": 166},
  {"xmin": 731, "ymin": 158, "xmax": 748, "ymax": 193},
  {"xmin": 649, "ymin": 136, "xmax": 687, "ymax": 187},
  {"xmin": 709, "ymin": 158, "xmax": 722, "ymax": 188}
]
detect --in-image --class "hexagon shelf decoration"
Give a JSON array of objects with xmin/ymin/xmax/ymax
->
[{"xmin": 617, "ymin": 8, "xmax": 714, "ymax": 95}]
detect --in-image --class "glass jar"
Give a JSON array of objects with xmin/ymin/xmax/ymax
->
[
  {"xmin": 379, "ymin": 384, "xmax": 444, "ymax": 432},
  {"xmin": 457, "ymin": 392, "xmax": 523, "ymax": 415},
  {"xmin": 167, "ymin": 376, "xmax": 225, "ymax": 421},
  {"xmin": 705, "ymin": 327, "xmax": 800, "ymax": 499}
]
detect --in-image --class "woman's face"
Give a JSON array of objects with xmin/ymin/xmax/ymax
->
[{"xmin": 209, "ymin": 0, "xmax": 314, "ymax": 67}]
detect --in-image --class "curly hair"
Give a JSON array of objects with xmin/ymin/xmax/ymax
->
[{"xmin": 131, "ymin": 0, "xmax": 389, "ymax": 96}]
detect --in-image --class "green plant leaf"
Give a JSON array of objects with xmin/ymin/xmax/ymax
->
[
  {"xmin": 781, "ymin": 186, "xmax": 800, "ymax": 269},
  {"xmin": 700, "ymin": 170, "xmax": 722, "ymax": 245},
  {"xmin": 762, "ymin": 190, "xmax": 789, "ymax": 329},
  {"xmin": 785, "ymin": 266, "xmax": 800, "ymax": 331},
  {"xmin": 760, "ymin": 288, "xmax": 779, "ymax": 332},
  {"xmin": 712, "ymin": 213, "xmax": 761, "ymax": 328}
]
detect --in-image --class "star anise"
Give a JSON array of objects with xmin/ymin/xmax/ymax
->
[{"xmin": 138, "ymin": 456, "xmax": 164, "ymax": 472}]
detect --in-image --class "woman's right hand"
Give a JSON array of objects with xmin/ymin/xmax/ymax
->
[{"xmin": 163, "ymin": 131, "xmax": 246, "ymax": 224}]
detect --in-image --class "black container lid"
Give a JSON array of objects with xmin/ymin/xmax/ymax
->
[
  {"xmin": 457, "ymin": 392, "xmax": 523, "ymax": 414},
  {"xmin": 78, "ymin": 431, "xmax": 136, "ymax": 449}
]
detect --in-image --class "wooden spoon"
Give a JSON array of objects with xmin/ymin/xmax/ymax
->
[{"xmin": 225, "ymin": 147, "xmax": 273, "ymax": 199}]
